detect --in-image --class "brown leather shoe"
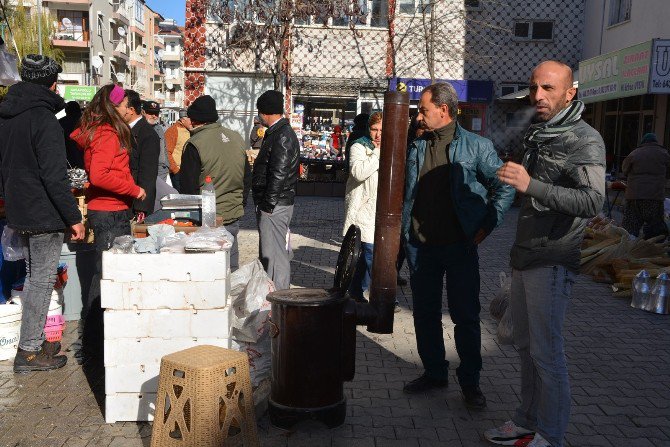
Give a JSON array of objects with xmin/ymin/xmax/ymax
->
[
  {"xmin": 42, "ymin": 340, "xmax": 62, "ymax": 357},
  {"xmin": 13, "ymin": 347, "xmax": 67, "ymax": 373}
]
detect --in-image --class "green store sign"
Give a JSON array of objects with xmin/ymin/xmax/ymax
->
[
  {"xmin": 63, "ymin": 85, "xmax": 97, "ymax": 102},
  {"xmin": 578, "ymin": 40, "xmax": 653, "ymax": 104}
]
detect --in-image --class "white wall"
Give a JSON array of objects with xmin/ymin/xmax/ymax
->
[{"xmin": 583, "ymin": 0, "xmax": 670, "ymax": 59}]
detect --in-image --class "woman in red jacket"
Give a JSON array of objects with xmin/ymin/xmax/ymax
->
[{"xmin": 71, "ymin": 84, "xmax": 145, "ymax": 354}]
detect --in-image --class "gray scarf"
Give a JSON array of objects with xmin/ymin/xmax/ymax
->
[{"xmin": 523, "ymin": 100, "xmax": 585, "ymax": 149}]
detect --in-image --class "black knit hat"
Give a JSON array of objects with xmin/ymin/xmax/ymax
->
[
  {"xmin": 187, "ymin": 95, "xmax": 218, "ymax": 123},
  {"xmin": 20, "ymin": 54, "xmax": 62, "ymax": 87},
  {"xmin": 256, "ymin": 90, "xmax": 284, "ymax": 115}
]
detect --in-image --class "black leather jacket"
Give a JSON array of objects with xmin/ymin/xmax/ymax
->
[
  {"xmin": 252, "ymin": 118, "xmax": 300, "ymax": 212},
  {"xmin": 511, "ymin": 119, "xmax": 606, "ymax": 272}
]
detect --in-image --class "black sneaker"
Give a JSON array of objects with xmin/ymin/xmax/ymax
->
[
  {"xmin": 42, "ymin": 340, "xmax": 62, "ymax": 357},
  {"xmin": 14, "ymin": 348, "xmax": 67, "ymax": 373},
  {"xmin": 403, "ymin": 374, "xmax": 448, "ymax": 394},
  {"xmin": 462, "ymin": 385, "xmax": 487, "ymax": 409}
]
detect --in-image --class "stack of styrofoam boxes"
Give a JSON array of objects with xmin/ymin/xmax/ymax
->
[{"xmin": 101, "ymin": 250, "xmax": 232, "ymax": 423}]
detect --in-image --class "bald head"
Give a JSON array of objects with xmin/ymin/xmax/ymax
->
[
  {"xmin": 532, "ymin": 60, "xmax": 574, "ymax": 90},
  {"xmin": 529, "ymin": 60, "xmax": 577, "ymax": 122}
]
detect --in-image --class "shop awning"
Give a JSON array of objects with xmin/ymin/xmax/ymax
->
[{"xmin": 497, "ymin": 79, "xmax": 579, "ymax": 102}]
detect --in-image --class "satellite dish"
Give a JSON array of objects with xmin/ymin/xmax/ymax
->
[
  {"xmin": 141, "ymin": 47, "xmax": 148, "ymax": 56},
  {"xmin": 117, "ymin": 26, "xmax": 126, "ymax": 37},
  {"xmin": 166, "ymin": 81, "xmax": 174, "ymax": 90},
  {"xmin": 61, "ymin": 17, "xmax": 73, "ymax": 28},
  {"xmin": 91, "ymin": 56, "xmax": 104, "ymax": 69}
]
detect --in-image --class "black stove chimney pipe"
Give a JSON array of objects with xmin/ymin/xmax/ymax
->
[{"xmin": 364, "ymin": 91, "xmax": 410, "ymax": 334}]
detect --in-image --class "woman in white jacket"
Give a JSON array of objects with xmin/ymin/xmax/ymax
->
[{"xmin": 343, "ymin": 112, "xmax": 382, "ymax": 301}]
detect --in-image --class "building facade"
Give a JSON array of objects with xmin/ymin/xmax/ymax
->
[
  {"xmin": 184, "ymin": 0, "xmax": 585, "ymax": 150},
  {"xmin": 158, "ymin": 19, "xmax": 184, "ymax": 109},
  {"xmin": 580, "ymin": 0, "xmax": 670, "ymax": 172}
]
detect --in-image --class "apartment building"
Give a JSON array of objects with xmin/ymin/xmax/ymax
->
[
  {"xmin": 145, "ymin": 5, "xmax": 163, "ymax": 104},
  {"xmin": 580, "ymin": 0, "xmax": 670, "ymax": 171},
  {"xmin": 184, "ymin": 0, "xmax": 585, "ymax": 150},
  {"xmin": 157, "ymin": 18, "xmax": 183, "ymax": 109}
]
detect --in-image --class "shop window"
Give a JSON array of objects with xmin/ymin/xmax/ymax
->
[
  {"xmin": 605, "ymin": 99, "xmax": 618, "ymax": 112},
  {"xmin": 642, "ymin": 94, "xmax": 655, "ymax": 110},
  {"xmin": 514, "ymin": 21, "xmax": 553, "ymax": 41},
  {"xmin": 621, "ymin": 95, "xmax": 640, "ymax": 112},
  {"xmin": 608, "ymin": 0, "xmax": 631, "ymax": 26}
]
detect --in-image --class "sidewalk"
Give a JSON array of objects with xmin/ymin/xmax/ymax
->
[{"xmin": 1, "ymin": 197, "xmax": 669, "ymax": 447}]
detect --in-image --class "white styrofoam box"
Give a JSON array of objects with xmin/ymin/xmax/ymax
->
[
  {"xmin": 104, "ymin": 337, "xmax": 231, "ymax": 367},
  {"xmin": 106, "ymin": 362, "xmax": 161, "ymax": 394},
  {"xmin": 0, "ymin": 320, "xmax": 21, "ymax": 361},
  {"xmin": 0, "ymin": 302, "xmax": 21, "ymax": 325},
  {"xmin": 100, "ymin": 278, "xmax": 230, "ymax": 310},
  {"xmin": 103, "ymin": 308, "xmax": 231, "ymax": 339},
  {"xmin": 105, "ymin": 392, "xmax": 156, "ymax": 423},
  {"xmin": 102, "ymin": 250, "xmax": 229, "ymax": 282}
]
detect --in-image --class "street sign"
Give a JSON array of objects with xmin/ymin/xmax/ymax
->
[{"xmin": 63, "ymin": 85, "xmax": 97, "ymax": 102}]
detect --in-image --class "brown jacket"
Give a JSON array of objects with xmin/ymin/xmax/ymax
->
[
  {"xmin": 165, "ymin": 121, "xmax": 190, "ymax": 174},
  {"xmin": 623, "ymin": 142, "xmax": 670, "ymax": 201}
]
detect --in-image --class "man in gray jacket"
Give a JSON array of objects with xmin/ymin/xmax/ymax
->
[{"xmin": 485, "ymin": 61, "xmax": 605, "ymax": 447}]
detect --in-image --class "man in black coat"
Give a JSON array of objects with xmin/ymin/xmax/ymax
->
[
  {"xmin": 124, "ymin": 90, "xmax": 160, "ymax": 219},
  {"xmin": 252, "ymin": 90, "xmax": 300, "ymax": 290},
  {"xmin": 0, "ymin": 55, "xmax": 84, "ymax": 372}
]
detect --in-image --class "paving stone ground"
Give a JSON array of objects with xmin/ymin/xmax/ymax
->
[{"xmin": 1, "ymin": 196, "xmax": 669, "ymax": 447}]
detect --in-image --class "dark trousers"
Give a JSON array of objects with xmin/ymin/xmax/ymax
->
[
  {"xmin": 622, "ymin": 199, "xmax": 666, "ymax": 239},
  {"xmin": 405, "ymin": 238, "xmax": 482, "ymax": 387},
  {"xmin": 84, "ymin": 209, "xmax": 132, "ymax": 357}
]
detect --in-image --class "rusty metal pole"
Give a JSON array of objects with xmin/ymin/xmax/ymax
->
[{"xmin": 366, "ymin": 91, "xmax": 409, "ymax": 334}]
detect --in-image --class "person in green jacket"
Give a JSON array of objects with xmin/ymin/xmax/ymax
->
[{"xmin": 180, "ymin": 95, "xmax": 246, "ymax": 270}]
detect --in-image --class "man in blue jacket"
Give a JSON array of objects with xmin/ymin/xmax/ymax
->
[{"xmin": 401, "ymin": 83, "xmax": 514, "ymax": 409}]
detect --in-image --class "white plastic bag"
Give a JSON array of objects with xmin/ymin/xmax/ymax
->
[
  {"xmin": 497, "ymin": 306, "xmax": 514, "ymax": 345},
  {"xmin": 0, "ymin": 43, "xmax": 20, "ymax": 87},
  {"xmin": 490, "ymin": 272, "xmax": 511, "ymax": 321},
  {"xmin": 229, "ymin": 259, "xmax": 275, "ymax": 386},
  {"xmin": 1, "ymin": 227, "xmax": 25, "ymax": 261}
]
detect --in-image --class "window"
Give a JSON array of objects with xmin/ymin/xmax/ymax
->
[
  {"xmin": 397, "ymin": 0, "xmax": 430, "ymax": 15},
  {"xmin": 499, "ymin": 83, "xmax": 528, "ymax": 97},
  {"xmin": 295, "ymin": 0, "xmax": 387, "ymax": 27},
  {"xmin": 608, "ymin": 0, "xmax": 631, "ymax": 26},
  {"xmin": 465, "ymin": 0, "xmax": 481, "ymax": 9},
  {"xmin": 514, "ymin": 20, "xmax": 553, "ymax": 41},
  {"xmin": 134, "ymin": 0, "xmax": 144, "ymax": 24}
]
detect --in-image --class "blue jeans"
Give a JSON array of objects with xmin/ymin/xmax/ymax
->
[
  {"xmin": 19, "ymin": 232, "xmax": 65, "ymax": 351},
  {"xmin": 405, "ymin": 238, "xmax": 481, "ymax": 387},
  {"xmin": 348, "ymin": 242, "xmax": 373, "ymax": 300},
  {"xmin": 511, "ymin": 266, "xmax": 575, "ymax": 447}
]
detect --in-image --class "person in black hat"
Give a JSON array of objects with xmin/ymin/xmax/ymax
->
[
  {"xmin": 252, "ymin": 90, "xmax": 300, "ymax": 290},
  {"xmin": 180, "ymin": 95, "xmax": 247, "ymax": 269},
  {"xmin": 0, "ymin": 54, "xmax": 84, "ymax": 372},
  {"xmin": 142, "ymin": 100, "xmax": 169, "ymax": 181}
]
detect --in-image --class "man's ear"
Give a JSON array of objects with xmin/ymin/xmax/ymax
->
[
  {"xmin": 565, "ymin": 86, "xmax": 577, "ymax": 103},
  {"xmin": 50, "ymin": 81, "xmax": 58, "ymax": 92}
]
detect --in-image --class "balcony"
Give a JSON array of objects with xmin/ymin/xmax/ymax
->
[
  {"xmin": 154, "ymin": 35, "xmax": 165, "ymax": 49},
  {"xmin": 112, "ymin": 2, "xmax": 130, "ymax": 26},
  {"xmin": 52, "ymin": 27, "xmax": 90, "ymax": 48},
  {"xmin": 112, "ymin": 40, "xmax": 129, "ymax": 61},
  {"xmin": 161, "ymin": 52, "xmax": 180, "ymax": 62},
  {"xmin": 44, "ymin": 0, "xmax": 90, "ymax": 7}
]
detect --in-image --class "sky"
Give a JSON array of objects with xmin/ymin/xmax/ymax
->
[{"xmin": 146, "ymin": 0, "xmax": 186, "ymax": 26}]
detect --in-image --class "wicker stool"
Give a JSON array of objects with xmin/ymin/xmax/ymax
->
[{"xmin": 151, "ymin": 345, "xmax": 259, "ymax": 447}]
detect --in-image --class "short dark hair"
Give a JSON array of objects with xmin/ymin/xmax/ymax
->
[
  {"xmin": 125, "ymin": 90, "xmax": 142, "ymax": 114},
  {"xmin": 422, "ymin": 83, "xmax": 459, "ymax": 118}
]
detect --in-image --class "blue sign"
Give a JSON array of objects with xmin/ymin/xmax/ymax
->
[{"xmin": 390, "ymin": 78, "xmax": 494, "ymax": 103}]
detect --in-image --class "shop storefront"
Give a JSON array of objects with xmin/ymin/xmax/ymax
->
[
  {"xmin": 579, "ymin": 39, "xmax": 670, "ymax": 172},
  {"xmin": 389, "ymin": 78, "xmax": 494, "ymax": 135}
]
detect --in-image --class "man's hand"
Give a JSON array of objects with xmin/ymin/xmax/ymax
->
[
  {"xmin": 473, "ymin": 228, "xmax": 488, "ymax": 245},
  {"xmin": 136, "ymin": 187, "xmax": 147, "ymax": 201},
  {"xmin": 70, "ymin": 223, "xmax": 85, "ymax": 241},
  {"xmin": 497, "ymin": 162, "xmax": 531, "ymax": 193}
]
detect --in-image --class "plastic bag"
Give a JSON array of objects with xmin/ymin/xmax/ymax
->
[
  {"xmin": 490, "ymin": 272, "xmax": 511, "ymax": 321},
  {"xmin": 110, "ymin": 235, "xmax": 134, "ymax": 253},
  {"xmin": 184, "ymin": 226, "xmax": 233, "ymax": 252},
  {"xmin": 229, "ymin": 259, "xmax": 276, "ymax": 387},
  {"xmin": 1, "ymin": 227, "xmax": 25, "ymax": 261},
  {"xmin": 497, "ymin": 306, "xmax": 514, "ymax": 345},
  {"xmin": 0, "ymin": 43, "xmax": 20, "ymax": 87}
]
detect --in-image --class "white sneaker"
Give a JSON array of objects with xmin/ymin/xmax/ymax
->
[
  {"xmin": 484, "ymin": 420, "xmax": 535, "ymax": 445},
  {"xmin": 527, "ymin": 433, "xmax": 552, "ymax": 447}
]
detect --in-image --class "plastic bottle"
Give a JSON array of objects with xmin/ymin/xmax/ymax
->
[{"xmin": 201, "ymin": 176, "xmax": 216, "ymax": 227}]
